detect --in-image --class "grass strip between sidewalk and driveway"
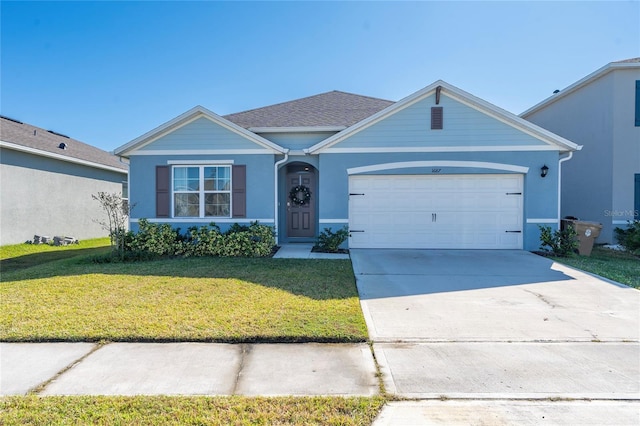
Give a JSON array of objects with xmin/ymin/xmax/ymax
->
[
  {"xmin": 550, "ymin": 246, "xmax": 640, "ymax": 289},
  {"xmin": 0, "ymin": 395, "xmax": 386, "ymax": 425},
  {"xmin": 1, "ymin": 240, "xmax": 367, "ymax": 343}
]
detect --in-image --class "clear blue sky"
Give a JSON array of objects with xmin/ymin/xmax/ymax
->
[{"xmin": 2, "ymin": 1, "xmax": 639, "ymax": 152}]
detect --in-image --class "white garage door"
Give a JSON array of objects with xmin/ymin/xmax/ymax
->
[{"xmin": 348, "ymin": 174, "xmax": 523, "ymax": 249}]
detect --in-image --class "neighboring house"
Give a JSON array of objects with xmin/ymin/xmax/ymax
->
[
  {"xmin": 0, "ymin": 116, "xmax": 128, "ymax": 245},
  {"xmin": 522, "ymin": 58, "xmax": 640, "ymax": 244},
  {"xmin": 114, "ymin": 81, "xmax": 580, "ymax": 251}
]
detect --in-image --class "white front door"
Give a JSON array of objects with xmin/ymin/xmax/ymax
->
[{"xmin": 348, "ymin": 174, "xmax": 523, "ymax": 249}]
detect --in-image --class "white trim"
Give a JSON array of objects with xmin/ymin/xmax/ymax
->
[
  {"xmin": 322, "ymin": 145, "xmax": 559, "ymax": 154},
  {"xmin": 347, "ymin": 161, "xmax": 529, "ymax": 175},
  {"xmin": 521, "ymin": 61, "xmax": 640, "ymax": 117},
  {"xmin": 168, "ymin": 159, "xmax": 234, "ymax": 165},
  {"xmin": 306, "ymin": 80, "xmax": 581, "ymax": 154},
  {"xmin": 0, "ymin": 140, "xmax": 128, "ymax": 175},
  {"xmin": 129, "ymin": 149, "xmax": 273, "ymax": 156},
  {"xmin": 249, "ymin": 126, "xmax": 346, "ymax": 133},
  {"xmin": 131, "ymin": 218, "xmax": 274, "ymax": 224},
  {"xmin": 319, "ymin": 219, "xmax": 349, "ymax": 224},
  {"xmin": 114, "ymin": 106, "xmax": 287, "ymax": 156},
  {"xmin": 526, "ymin": 218, "xmax": 559, "ymax": 224}
]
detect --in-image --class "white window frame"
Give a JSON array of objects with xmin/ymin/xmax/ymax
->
[{"xmin": 171, "ymin": 165, "xmax": 232, "ymax": 218}]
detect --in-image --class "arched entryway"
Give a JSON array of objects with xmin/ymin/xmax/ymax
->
[{"xmin": 285, "ymin": 162, "xmax": 316, "ymax": 238}]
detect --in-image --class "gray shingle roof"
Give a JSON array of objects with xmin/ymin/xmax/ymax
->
[
  {"xmin": 0, "ymin": 116, "xmax": 127, "ymax": 172},
  {"xmin": 224, "ymin": 90, "xmax": 394, "ymax": 129}
]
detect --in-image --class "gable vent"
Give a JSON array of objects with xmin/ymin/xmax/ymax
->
[{"xmin": 431, "ymin": 107, "xmax": 443, "ymax": 130}]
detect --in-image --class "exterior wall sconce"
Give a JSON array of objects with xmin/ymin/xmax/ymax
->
[{"xmin": 540, "ymin": 165, "xmax": 549, "ymax": 178}]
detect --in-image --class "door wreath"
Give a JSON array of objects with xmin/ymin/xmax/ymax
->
[{"xmin": 289, "ymin": 185, "xmax": 312, "ymax": 205}]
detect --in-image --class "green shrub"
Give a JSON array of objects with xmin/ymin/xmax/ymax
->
[
  {"xmin": 539, "ymin": 225, "xmax": 578, "ymax": 257},
  {"xmin": 183, "ymin": 223, "xmax": 224, "ymax": 257},
  {"xmin": 315, "ymin": 226, "xmax": 349, "ymax": 253},
  {"xmin": 129, "ymin": 219, "xmax": 183, "ymax": 257},
  {"xmin": 614, "ymin": 220, "xmax": 640, "ymax": 255},
  {"xmin": 110, "ymin": 220, "xmax": 275, "ymax": 261}
]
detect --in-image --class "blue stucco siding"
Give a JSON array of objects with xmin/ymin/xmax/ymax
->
[
  {"xmin": 317, "ymin": 150, "xmax": 560, "ymax": 251},
  {"xmin": 334, "ymin": 95, "xmax": 551, "ymax": 149},
  {"xmin": 129, "ymin": 154, "xmax": 276, "ymax": 225},
  {"xmin": 138, "ymin": 117, "xmax": 268, "ymax": 151},
  {"xmin": 258, "ymin": 132, "xmax": 338, "ymax": 149}
]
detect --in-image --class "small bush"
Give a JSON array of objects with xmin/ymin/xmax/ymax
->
[
  {"xmin": 539, "ymin": 225, "xmax": 578, "ymax": 257},
  {"xmin": 315, "ymin": 226, "xmax": 349, "ymax": 253},
  {"xmin": 614, "ymin": 220, "xmax": 640, "ymax": 255}
]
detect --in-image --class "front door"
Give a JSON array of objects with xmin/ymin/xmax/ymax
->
[{"xmin": 286, "ymin": 168, "xmax": 316, "ymax": 238}]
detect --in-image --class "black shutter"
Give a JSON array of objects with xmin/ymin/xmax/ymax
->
[
  {"xmin": 431, "ymin": 107, "xmax": 443, "ymax": 130},
  {"xmin": 232, "ymin": 165, "xmax": 246, "ymax": 218},
  {"xmin": 156, "ymin": 166, "xmax": 170, "ymax": 218}
]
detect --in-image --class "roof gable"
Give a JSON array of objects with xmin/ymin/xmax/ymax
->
[
  {"xmin": 114, "ymin": 106, "xmax": 287, "ymax": 156},
  {"xmin": 0, "ymin": 116, "xmax": 127, "ymax": 173},
  {"xmin": 307, "ymin": 81, "xmax": 581, "ymax": 154},
  {"xmin": 223, "ymin": 91, "xmax": 393, "ymax": 129}
]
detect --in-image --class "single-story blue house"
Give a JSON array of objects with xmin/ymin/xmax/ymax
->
[{"xmin": 114, "ymin": 81, "xmax": 581, "ymax": 250}]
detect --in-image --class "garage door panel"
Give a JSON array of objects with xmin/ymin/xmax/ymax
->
[{"xmin": 349, "ymin": 174, "xmax": 523, "ymax": 249}]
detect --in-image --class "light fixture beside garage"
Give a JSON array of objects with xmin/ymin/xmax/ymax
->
[{"xmin": 540, "ymin": 165, "xmax": 549, "ymax": 178}]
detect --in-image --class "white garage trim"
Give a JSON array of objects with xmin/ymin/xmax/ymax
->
[
  {"xmin": 348, "ymin": 174, "xmax": 524, "ymax": 249},
  {"xmin": 526, "ymin": 218, "xmax": 559, "ymax": 224},
  {"xmin": 347, "ymin": 161, "xmax": 529, "ymax": 175}
]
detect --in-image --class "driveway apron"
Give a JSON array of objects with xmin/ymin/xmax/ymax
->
[{"xmin": 351, "ymin": 249, "xmax": 640, "ymax": 410}]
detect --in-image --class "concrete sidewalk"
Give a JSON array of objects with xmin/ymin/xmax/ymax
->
[
  {"xmin": 272, "ymin": 244, "xmax": 350, "ymax": 259},
  {"xmin": 0, "ymin": 342, "xmax": 377, "ymax": 396}
]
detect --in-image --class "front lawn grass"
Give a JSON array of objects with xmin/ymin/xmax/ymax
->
[
  {"xmin": 0, "ymin": 395, "xmax": 386, "ymax": 425},
  {"xmin": 1, "ymin": 252, "xmax": 367, "ymax": 342},
  {"xmin": 551, "ymin": 246, "xmax": 640, "ymax": 289}
]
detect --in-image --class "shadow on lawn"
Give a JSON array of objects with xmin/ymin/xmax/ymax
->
[
  {"xmin": 1, "ymin": 246, "xmax": 112, "ymax": 273},
  {"xmin": 1, "ymin": 255, "xmax": 357, "ymax": 301}
]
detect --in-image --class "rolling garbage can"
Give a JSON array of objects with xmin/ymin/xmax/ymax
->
[{"xmin": 561, "ymin": 218, "xmax": 602, "ymax": 256}]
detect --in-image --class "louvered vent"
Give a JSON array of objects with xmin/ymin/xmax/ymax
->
[{"xmin": 431, "ymin": 107, "xmax": 443, "ymax": 130}]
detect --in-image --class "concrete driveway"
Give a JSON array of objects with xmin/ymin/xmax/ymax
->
[{"xmin": 351, "ymin": 249, "xmax": 640, "ymax": 423}]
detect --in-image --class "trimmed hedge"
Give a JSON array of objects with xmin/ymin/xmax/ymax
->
[{"xmin": 125, "ymin": 219, "xmax": 275, "ymax": 259}]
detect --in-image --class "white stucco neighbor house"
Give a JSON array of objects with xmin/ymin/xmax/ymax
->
[
  {"xmin": 115, "ymin": 80, "xmax": 581, "ymax": 251},
  {"xmin": 0, "ymin": 116, "xmax": 129, "ymax": 245},
  {"xmin": 522, "ymin": 58, "xmax": 640, "ymax": 244}
]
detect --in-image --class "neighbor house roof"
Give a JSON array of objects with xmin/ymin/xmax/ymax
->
[
  {"xmin": 521, "ymin": 58, "xmax": 640, "ymax": 117},
  {"xmin": 223, "ymin": 90, "xmax": 394, "ymax": 130},
  {"xmin": 0, "ymin": 116, "xmax": 128, "ymax": 174}
]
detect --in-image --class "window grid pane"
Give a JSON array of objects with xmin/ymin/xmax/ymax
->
[{"xmin": 174, "ymin": 193, "xmax": 199, "ymax": 217}]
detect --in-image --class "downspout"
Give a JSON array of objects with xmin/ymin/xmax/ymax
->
[
  {"xmin": 557, "ymin": 151, "xmax": 574, "ymax": 228},
  {"xmin": 274, "ymin": 151, "xmax": 290, "ymax": 244}
]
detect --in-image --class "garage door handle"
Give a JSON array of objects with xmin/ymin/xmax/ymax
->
[
  {"xmin": 505, "ymin": 230, "xmax": 522, "ymax": 233},
  {"xmin": 350, "ymin": 230, "xmax": 365, "ymax": 233},
  {"xmin": 506, "ymin": 192, "xmax": 522, "ymax": 195},
  {"xmin": 349, "ymin": 193, "xmax": 365, "ymax": 196}
]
